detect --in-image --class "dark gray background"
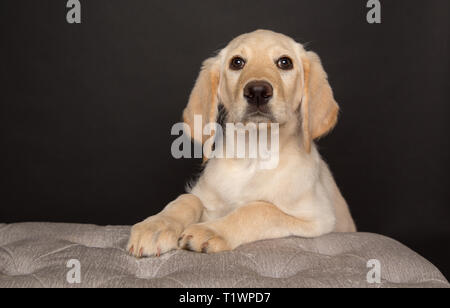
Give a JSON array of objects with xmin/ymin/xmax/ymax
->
[{"xmin": 1, "ymin": 0, "xmax": 449, "ymax": 278}]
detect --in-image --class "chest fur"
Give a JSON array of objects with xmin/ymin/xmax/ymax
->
[{"xmin": 202, "ymin": 155, "xmax": 316, "ymax": 210}]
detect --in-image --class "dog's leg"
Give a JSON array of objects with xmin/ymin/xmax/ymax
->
[
  {"xmin": 179, "ymin": 201, "xmax": 333, "ymax": 253},
  {"xmin": 127, "ymin": 194, "xmax": 204, "ymax": 257}
]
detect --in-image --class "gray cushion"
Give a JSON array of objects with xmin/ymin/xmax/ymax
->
[{"xmin": 0, "ymin": 222, "xmax": 448, "ymax": 288}]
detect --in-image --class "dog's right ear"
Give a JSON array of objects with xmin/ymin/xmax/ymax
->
[{"xmin": 183, "ymin": 56, "xmax": 221, "ymax": 145}]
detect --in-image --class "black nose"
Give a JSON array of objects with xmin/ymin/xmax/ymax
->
[{"xmin": 244, "ymin": 81, "xmax": 273, "ymax": 106}]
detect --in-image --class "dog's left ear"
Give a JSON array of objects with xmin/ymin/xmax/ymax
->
[
  {"xmin": 183, "ymin": 56, "xmax": 221, "ymax": 145},
  {"xmin": 300, "ymin": 51, "xmax": 339, "ymax": 153}
]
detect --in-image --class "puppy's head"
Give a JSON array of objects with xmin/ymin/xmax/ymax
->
[{"xmin": 183, "ymin": 29, "xmax": 339, "ymax": 152}]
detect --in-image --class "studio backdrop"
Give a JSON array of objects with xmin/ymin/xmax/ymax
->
[{"xmin": 1, "ymin": 0, "xmax": 449, "ymax": 277}]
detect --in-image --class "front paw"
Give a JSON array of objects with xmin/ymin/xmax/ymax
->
[
  {"xmin": 178, "ymin": 223, "xmax": 231, "ymax": 253},
  {"xmin": 127, "ymin": 215, "xmax": 183, "ymax": 258}
]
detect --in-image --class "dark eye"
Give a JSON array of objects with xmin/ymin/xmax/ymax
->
[
  {"xmin": 276, "ymin": 57, "xmax": 293, "ymax": 70},
  {"xmin": 230, "ymin": 56, "xmax": 246, "ymax": 70}
]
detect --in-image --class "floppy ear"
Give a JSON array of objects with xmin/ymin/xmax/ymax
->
[
  {"xmin": 183, "ymin": 56, "xmax": 221, "ymax": 145},
  {"xmin": 300, "ymin": 51, "xmax": 339, "ymax": 153}
]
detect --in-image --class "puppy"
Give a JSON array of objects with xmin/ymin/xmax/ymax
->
[{"xmin": 128, "ymin": 30, "xmax": 356, "ymax": 257}]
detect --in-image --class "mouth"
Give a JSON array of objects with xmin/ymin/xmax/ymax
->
[{"xmin": 243, "ymin": 109, "xmax": 275, "ymax": 123}]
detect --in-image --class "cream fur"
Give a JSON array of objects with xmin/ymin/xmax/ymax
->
[{"xmin": 128, "ymin": 30, "xmax": 356, "ymax": 257}]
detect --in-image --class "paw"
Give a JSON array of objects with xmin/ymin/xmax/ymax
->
[
  {"xmin": 178, "ymin": 223, "xmax": 231, "ymax": 253},
  {"xmin": 127, "ymin": 215, "xmax": 183, "ymax": 258}
]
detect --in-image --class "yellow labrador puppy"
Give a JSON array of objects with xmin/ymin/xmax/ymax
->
[{"xmin": 128, "ymin": 30, "xmax": 356, "ymax": 257}]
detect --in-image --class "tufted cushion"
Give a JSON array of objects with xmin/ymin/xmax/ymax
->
[{"xmin": 0, "ymin": 222, "xmax": 448, "ymax": 288}]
